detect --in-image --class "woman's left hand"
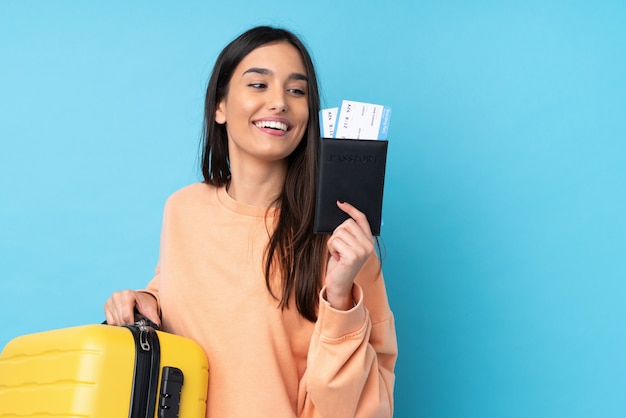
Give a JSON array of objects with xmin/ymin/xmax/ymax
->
[{"xmin": 324, "ymin": 201, "xmax": 375, "ymax": 310}]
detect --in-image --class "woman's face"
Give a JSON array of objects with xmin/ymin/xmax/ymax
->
[{"xmin": 215, "ymin": 42, "xmax": 309, "ymax": 167}]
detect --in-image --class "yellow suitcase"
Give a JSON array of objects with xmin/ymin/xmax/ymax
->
[{"xmin": 0, "ymin": 320, "xmax": 209, "ymax": 418}]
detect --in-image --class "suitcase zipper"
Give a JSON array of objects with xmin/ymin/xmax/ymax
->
[
  {"xmin": 139, "ymin": 326, "xmax": 151, "ymax": 351},
  {"xmin": 127, "ymin": 322, "xmax": 161, "ymax": 418}
]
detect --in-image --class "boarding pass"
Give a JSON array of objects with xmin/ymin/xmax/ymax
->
[{"xmin": 320, "ymin": 100, "xmax": 391, "ymax": 140}]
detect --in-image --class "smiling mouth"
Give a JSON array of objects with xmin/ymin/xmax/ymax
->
[{"xmin": 254, "ymin": 120, "xmax": 289, "ymax": 132}]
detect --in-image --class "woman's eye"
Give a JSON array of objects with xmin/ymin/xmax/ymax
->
[
  {"xmin": 248, "ymin": 83, "xmax": 267, "ymax": 89},
  {"xmin": 288, "ymin": 88, "xmax": 306, "ymax": 96}
]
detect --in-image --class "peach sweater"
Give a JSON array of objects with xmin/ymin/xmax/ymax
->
[{"xmin": 143, "ymin": 183, "xmax": 397, "ymax": 417}]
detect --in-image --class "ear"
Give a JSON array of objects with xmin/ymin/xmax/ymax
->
[{"xmin": 215, "ymin": 99, "xmax": 226, "ymax": 125}]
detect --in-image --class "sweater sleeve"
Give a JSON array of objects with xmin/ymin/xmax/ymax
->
[
  {"xmin": 298, "ymin": 255, "xmax": 398, "ymax": 417},
  {"xmin": 136, "ymin": 263, "xmax": 162, "ymax": 318}
]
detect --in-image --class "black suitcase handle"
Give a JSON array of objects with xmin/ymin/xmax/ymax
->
[{"xmin": 102, "ymin": 309, "xmax": 160, "ymax": 330}]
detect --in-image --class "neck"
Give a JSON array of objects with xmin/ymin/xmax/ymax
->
[{"xmin": 227, "ymin": 160, "xmax": 287, "ymax": 207}]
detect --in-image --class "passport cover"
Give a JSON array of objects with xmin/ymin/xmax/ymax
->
[{"xmin": 314, "ymin": 138, "xmax": 388, "ymax": 235}]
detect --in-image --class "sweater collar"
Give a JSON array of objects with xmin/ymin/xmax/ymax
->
[{"xmin": 216, "ymin": 185, "xmax": 279, "ymax": 218}]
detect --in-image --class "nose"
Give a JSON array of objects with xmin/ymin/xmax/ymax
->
[{"xmin": 268, "ymin": 87, "xmax": 287, "ymax": 113}]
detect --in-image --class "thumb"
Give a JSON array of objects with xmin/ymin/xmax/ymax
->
[{"xmin": 135, "ymin": 293, "xmax": 161, "ymax": 327}]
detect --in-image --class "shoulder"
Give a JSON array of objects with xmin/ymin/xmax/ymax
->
[
  {"xmin": 164, "ymin": 182, "xmax": 218, "ymax": 213},
  {"xmin": 167, "ymin": 182, "xmax": 214, "ymax": 203}
]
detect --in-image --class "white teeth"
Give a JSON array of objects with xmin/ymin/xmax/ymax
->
[{"xmin": 255, "ymin": 120, "xmax": 288, "ymax": 131}]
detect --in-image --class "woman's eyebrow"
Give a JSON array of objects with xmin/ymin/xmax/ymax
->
[
  {"xmin": 290, "ymin": 72, "xmax": 308, "ymax": 82},
  {"xmin": 243, "ymin": 67, "xmax": 308, "ymax": 82}
]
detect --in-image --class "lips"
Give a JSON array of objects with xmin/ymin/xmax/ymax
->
[{"xmin": 254, "ymin": 119, "xmax": 289, "ymax": 132}]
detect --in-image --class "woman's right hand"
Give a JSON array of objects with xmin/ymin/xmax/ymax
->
[{"xmin": 104, "ymin": 290, "xmax": 161, "ymax": 327}]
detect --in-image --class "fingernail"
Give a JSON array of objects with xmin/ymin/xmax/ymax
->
[{"xmin": 338, "ymin": 200, "xmax": 345, "ymax": 204}]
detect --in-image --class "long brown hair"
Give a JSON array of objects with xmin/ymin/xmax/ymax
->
[{"xmin": 200, "ymin": 26, "xmax": 327, "ymax": 321}]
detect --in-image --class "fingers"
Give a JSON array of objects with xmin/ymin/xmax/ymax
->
[
  {"xmin": 330, "ymin": 201, "xmax": 375, "ymax": 257},
  {"xmin": 104, "ymin": 290, "xmax": 154, "ymax": 326},
  {"xmin": 324, "ymin": 201, "xmax": 376, "ymax": 301},
  {"xmin": 327, "ymin": 225, "xmax": 373, "ymax": 265},
  {"xmin": 135, "ymin": 293, "xmax": 161, "ymax": 327},
  {"xmin": 336, "ymin": 201, "xmax": 374, "ymax": 242},
  {"xmin": 104, "ymin": 290, "xmax": 136, "ymax": 325}
]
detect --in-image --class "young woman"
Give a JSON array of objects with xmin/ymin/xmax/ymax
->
[{"xmin": 104, "ymin": 26, "xmax": 397, "ymax": 417}]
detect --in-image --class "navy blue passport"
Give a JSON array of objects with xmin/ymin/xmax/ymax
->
[{"xmin": 313, "ymin": 138, "xmax": 388, "ymax": 236}]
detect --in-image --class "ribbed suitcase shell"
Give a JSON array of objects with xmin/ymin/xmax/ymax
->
[{"xmin": 0, "ymin": 324, "xmax": 209, "ymax": 418}]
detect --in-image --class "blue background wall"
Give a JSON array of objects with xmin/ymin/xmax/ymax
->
[{"xmin": 1, "ymin": 1, "xmax": 625, "ymax": 417}]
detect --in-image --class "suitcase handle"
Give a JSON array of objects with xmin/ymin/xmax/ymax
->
[
  {"xmin": 134, "ymin": 312, "xmax": 160, "ymax": 331},
  {"xmin": 102, "ymin": 309, "xmax": 161, "ymax": 331}
]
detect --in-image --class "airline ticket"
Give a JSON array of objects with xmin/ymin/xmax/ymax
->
[{"xmin": 321, "ymin": 100, "xmax": 391, "ymax": 140}]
